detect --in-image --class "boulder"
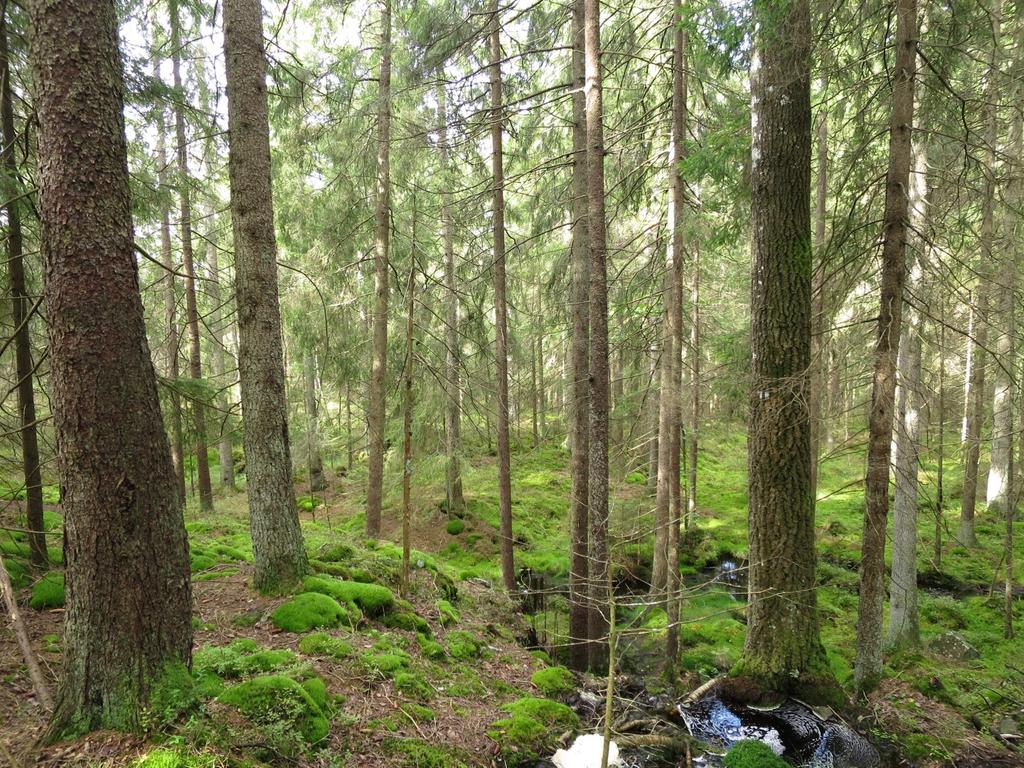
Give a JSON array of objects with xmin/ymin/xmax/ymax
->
[{"xmin": 927, "ymin": 631, "xmax": 980, "ymax": 661}]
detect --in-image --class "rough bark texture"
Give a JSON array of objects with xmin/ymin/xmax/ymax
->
[
  {"xmin": 855, "ymin": 0, "xmax": 917, "ymax": 692},
  {"xmin": 809, "ymin": 73, "xmax": 828, "ymax": 502},
  {"xmin": 366, "ymin": 0, "xmax": 391, "ymax": 538},
  {"xmin": 1, "ymin": 14, "xmax": 45, "ymax": 569},
  {"xmin": 304, "ymin": 351, "xmax": 326, "ymax": 492},
  {"xmin": 222, "ymin": 0, "xmax": 307, "ymax": 593},
  {"xmin": 584, "ymin": 0, "xmax": 610, "ymax": 670},
  {"xmin": 438, "ymin": 84, "xmax": 466, "ymax": 518},
  {"xmin": 206, "ymin": 216, "xmax": 236, "ymax": 490},
  {"xmin": 567, "ymin": 0, "xmax": 591, "ymax": 673},
  {"xmin": 734, "ymin": 0, "xmax": 834, "ymax": 700},
  {"xmin": 29, "ymin": 0, "xmax": 192, "ymax": 736},
  {"xmin": 489, "ymin": 0, "xmax": 515, "ymax": 592},
  {"xmin": 889, "ymin": 137, "xmax": 928, "ymax": 651},
  {"xmin": 401, "ymin": 213, "xmax": 417, "ymax": 597},
  {"xmin": 157, "ymin": 110, "xmax": 187, "ymax": 504},
  {"xmin": 171, "ymin": 2, "xmax": 213, "ymax": 511}
]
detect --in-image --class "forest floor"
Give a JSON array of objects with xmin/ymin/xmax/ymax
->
[{"xmin": 1, "ymin": 426, "xmax": 1023, "ymax": 766}]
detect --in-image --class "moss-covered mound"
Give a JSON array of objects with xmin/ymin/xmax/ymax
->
[
  {"xmin": 446, "ymin": 630, "xmax": 482, "ymax": 660},
  {"xmin": 487, "ymin": 697, "xmax": 578, "ymax": 763},
  {"xmin": 133, "ymin": 748, "xmax": 217, "ymax": 768},
  {"xmin": 29, "ymin": 571, "xmax": 64, "ymax": 610},
  {"xmin": 271, "ymin": 592, "xmax": 347, "ymax": 632},
  {"xmin": 217, "ymin": 674, "xmax": 329, "ymax": 745},
  {"xmin": 302, "ymin": 575, "xmax": 394, "ymax": 616},
  {"xmin": 298, "ymin": 631, "xmax": 353, "ymax": 659},
  {"xmin": 531, "ymin": 666, "xmax": 575, "ymax": 698},
  {"xmin": 723, "ymin": 740, "xmax": 789, "ymax": 768}
]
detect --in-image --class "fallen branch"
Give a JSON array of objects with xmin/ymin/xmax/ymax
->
[
  {"xmin": 0, "ymin": 553, "xmax": 54, "ymax": 710},
  {"xmin": 615, "ymin": 733, "xmax": 696, "ymax": 753}
]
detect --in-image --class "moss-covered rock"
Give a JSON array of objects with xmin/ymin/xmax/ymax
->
[
  {"xmin": 723, "ymin": 740, "xmax": 789, "ymax": 768},
  {"xmin": 487, "ymin": 697, "xmax": 578, "ymax": 763},
  {"xmin": 298, "ymin": 631, "xmax": 353, "ymax": 659},
  {"xmin": 416, "ymin": 633, "xmax": 446, "ymax": 661},
  {"xmin": 530, "ymin": 666, "xmax": 575, "ymax": 698},
  {"xmin": 381, "ymin": 598, "xmax": 431, "ymax": 635},
  {"xmin": 361, "ymin": 650, "xmax": 412, "ymax": 677},
  {"xmin": 217, "ymin": 675, "xmax": 329, "ymax": 745},
  {"xmin": 437, "ymin": 599, "xmax": 460, "ymax": 626},
  {"xmin": 302, "ymin": 575, "xmax": 393, "ymax": 616},
  {"xmin": 29, "ymin": 571, "xmax": 64, "ymax": 610},
  {"xmin": 446, "ymin": 630, "xmax": 482, "ymax": 660},
  {"xmin": 271, "ymin": 592, "xmax": 347, "ymax": 632},
  {"xmin": 301, "ymin": 676, "xmax": 330, "ymax": 710},
  {"xmin": 446, "ymin": 519, "xmax": 465, "ymax": 536},
  {"xmin": 394, "ymin": 671, "xmax": 433, "ymax": 701}
]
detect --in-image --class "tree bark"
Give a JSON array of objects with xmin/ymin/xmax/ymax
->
[
  {"xmin": 366, "ymin": 0, "xmax": 391, "ymax": 538},
  {"xmin": 304, "ymin": 351, "xmax": 326, "ymax": 492},
  {"xmin": 206, "ymin": 213, "xmax": 236, "ymax": 490},
  {"xmin": 888, "ymin": 136, "xmax": 928, "ymax": 651},
  {"xmin": 584, "ymin": 0, "xmax": 611, "ymax": 670},
  {"xmin": 222, "ymin": 0, "xmax": 307, "ymax": 593},
  {"xmin": 855, "ymin": 0, "xmax": 917, "ymax": 692},
  {"xmin": 687, "ymin": 242, "xmax": 699, "ymax": 526},
  {"xmin": 29, "ymin": 0, "xmax": 192, "ymax": 735},
  {"xmin": 489, "ymin": 0, "xmax": 515, "ymax": 592},
  {"xmin": 171, "ymin": 1, "xmax": 213, "ymax": 511},
  {"xmin": 567, "ymin": 0, "xmax": 591, "ymax": 672},
  {"xmin": 401, "ymin": 206, "xmax": 417, "ymax": 597},
  {"xmin": 438, "ymin": 83, "xmax": 466, "ymax": 517},
  {"xmin": 0, "ymin": 13, "xmax": 46, "ymax": 569},
  {"xmin": 809, "ymin": 71, "xmax": 828, "ymax": 502},
  {"xmin": 737, "ymin": 0, "xmax": 834, "ymax": 699}
]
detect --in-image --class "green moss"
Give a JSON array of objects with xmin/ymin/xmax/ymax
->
[
  {"xmin": 531, "ymin": 666, "xmax": 575, "ymax": 698},
  {"xmin": 147, "ymin": 661, "xmax": 199, "ymax": 726},
  {"xmin": 382, "ymin": 608, "xmax": 431, "ymax": 635},
  {"xmin": 446, "ymin": 630, "xmax": 482, "ymax": 660},
  {"xmin": 383, "ymin": 737, "xmax": 469, "ymax": 768},
  {"xmin": 530, "ymin": 649, "xmax": 551, "ymax": 664},
  {"xmin": 301, "ymin": 676, "xmax": 329, "ymax": 710},
  {"xmin": 487, "ymin": 697, "xmax": 578, "ymax": 763},
  {"xmin": 29, "ymin": 571, "xmax": 64, "ymax": 610},
  {"xmin": 318, "ymin": 543, "xmax": 355, "ymax": 562},
  {"xmin": 217, "ymin": 675, "xmax": 328, "ymax": 745},
  {"xmin": 416, "ymin": 633, "xmax": 446, "ymax": 661},
  {"xmin": 360, "ymin": 650, "xmax": 411, "ymax": 677},
  {"xmin": 437, "ymin": 599, "xmax": 460, "ymax": 626},
  {"xmin": 394, "ymin": 671, "xmax": 433, "ymax": 701},
  {"xmin": 298, "ymin": 631, "xmax": 353, "ymax": 659},
  {"xmin": 302, "ymin": 575, "xmax": 393, "ymax": 616},
  {"xmin": 5, "ymin": 558, "xmax": 28, "ymax": 588},
  {"xmin": 400, "ymin": 702, "xmax": 436, "ymax": 723},
  {"xmin": 446, "ymin": 519, "xmax": 465, "ymax": 536},
  {"xmin": 192, "ymin": 639, "xmax": 298, "ymax": 682},
  {"xmin": 134, "ymin": 748, "xmax": 217, "ymax": 768},
  {"xmin": 723, "ymin": 740, "xmax": 789, "ymax": 768},
  {"xmin": 271, "ymin": 592, "xmax": 347, "ymax": 632}
]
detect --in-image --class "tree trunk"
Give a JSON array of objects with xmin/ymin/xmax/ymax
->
[
  {"xmin": 809, "ymin": 72, "xmax": 828, "ymax": 502},
  {"xmin": 889, "ymin": 136, "xmax": 928, "ymax": 651},
  {"xmin": 584, "ymin": 0, "xmax": 611, "ymax": 670},
  {"xmin": 304, "ymin": 351, "xmax": 326, "ymax": 492},
  {"xmin": 171, "ymin": 2, "xmax": 213, "ymax": 511},
  {"xmin": 687, "ymin": 242, "xmax": 700, "ymax": 526},
  {"xmin": 366, "ymin": 0, "xmax": 392, "ymax": 538},
  {"xmin": 538, "ymin": 285, "xmax": 547, "ymax": 440},
  {"xmin": 206, "ymin": 214, "xmax": 236, "ymax": 490},
  {"xmin": 646, "ymin": 347, "xmax": 659, "ymax": 496},
  {"xmin": 29, "ymin": 0, "xmax": 192, "ymax": 735},
  {"xmin": 489, "ymin": 0, "xmax": 515, "ymax": 592},
  {"xmin": 222, "ymin": 0, "xmax": 307, "ymax": 593},
  {"xmin": 157, "ymin": 110, "xmax": 187, "ymax": 504},
  {"xmin": 935, "ymin": 296, "xmax": 945, "ymax": 567},
  {"xmin": 0, "ymin": 14, "xmax": 45, "ymax": 569},
  {"xmin": 855, "ymin": 0, "xmax": 917, "ymax": 692},
  {"xmin": 567, "ymin": 0, "xmax": 591, "ymax": 672},
  {"xmin": 401, "ymin": 206, "xmax": 417, "ymax": 597},
  {"xmin": 736, "ymin": 0, "xmax": 834, "ymax": 699},
  {"xmin": 438, "ymin": 84, "xmax": 466, "ymax": 517}
]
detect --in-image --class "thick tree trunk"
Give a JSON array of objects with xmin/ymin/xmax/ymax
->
[
  {"xmin": 0, "ymin": 15, "xmax": 45, "ymax": 569},
  {"xmin": 736, "ymin": 0, "xmax": 834, "ymax": 699},
  {"xmin": 29, "ymin": 0, "xmax": 192, "ymax": 735},
  {"xmin": 304, "ymin": 351, "xmax": 326, "ymax": 492},
  {"xmin": 171, "ymin": 3, "xmax": 213, "ymax": 511},
  {"xmin": 222, "ymin": 0, "xmax": 307, "ymax": 593},
  {"xmin": 206, "ymin": 217, "xmax": 236, "ymax": 490},
  {"xmin": 567, "ymin": 0, "xmax": 591, "ymax": 672},
  {"xmin": 889, "ymin": 137, "xmax": 928, "ymax": 651},
  {"xmin": 583, "ymin": 0, "xmax": 611, "ymax": 670},
  {"xmin": 489, "ymin": 0, "xmax": 515, "ymax": 592},
  {"xmin": 366, "ymin": 0, "xmax": 392, "ymax": 538},
  {"xmin": 438, "ymin": 84, "xmax": 466, "ymax": 517},
  {"xmin": 157, "ymin": 111, "xmax": 187, "ymax": 504},
  {"xmin": 855, "ymin": 0, "xmax": 917, "ymax": 692}
]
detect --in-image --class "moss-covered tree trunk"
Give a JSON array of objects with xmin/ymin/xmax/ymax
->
[
  {"xmin": 0, "ymin": 12, "xmax": 46, "ymax": 569},
  {"xmin": 222, "ymin": 0, "xmax": 307, "ymax": 593},
  {"xmin": 29, "ymin": 0, "xmax": 192, "ymax": 736},
  {"xmin": 855, "ymin": 0, "xmax": 917, "ymax": 692},
  {"xmin": 567, "ymin": 0, "xmax": 591, "ymax": 673},
  {"xmin": 733, "ymin": 0, "xmax": 835, "ymax": 701}
]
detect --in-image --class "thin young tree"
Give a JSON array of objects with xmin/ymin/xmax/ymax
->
[
  {"xmin": 567, "ymin": 0, "xmax": 592, "ymax": 672},
  {"xmin": 734, "ymin": 0, "xmax": 834, "ymax": 698},
  {"xmin": 366, "ymin": 0, "xmax": 392, "ymax": 538},
  {"xmin": 29, "ymin": 0, "xmax": 192, "ymax": 734},
  {"xmin": 489, "ymin": 0, "xmax": 515, "ymax": 592},
  {"xmin": 0, "ymin": 11, "xmax": 45, "ymax": 569},
  {"xmin": 855, "ymin": 0, "xmax": 917, "ymax": 692},
  {"xmin": 304, "ymin": 351, "xmax": 327, "ymax": 491},
  {"xmin": 222, "ymin": 0, "xmax": 307, "ymax": 592},
  {"xmin": 206, "ymin": 211, "xmax": 236, "ymax": 490}
]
